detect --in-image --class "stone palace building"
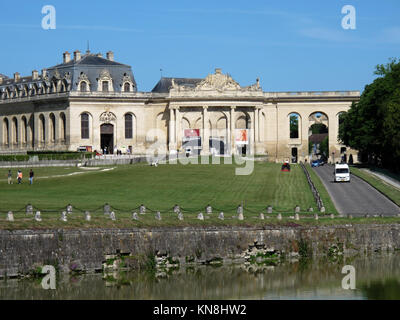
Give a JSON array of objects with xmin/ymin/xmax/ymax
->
[{"xmin": 0, "ymin": 49, "xmax": 360, "ymax": 163}]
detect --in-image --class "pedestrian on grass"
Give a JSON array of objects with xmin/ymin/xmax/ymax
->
[
  {"xmin": 17, "ymin": 170, "xmax": 22, "ymax": 184},
  {"xmin": 7, "ymin": 170, "xmax": 12, "ymax": 184},
  {"xmin": 29, "ymin": 169, "xmax": 34, "ymax": 185}
]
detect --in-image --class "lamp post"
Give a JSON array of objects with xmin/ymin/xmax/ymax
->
[{"xmin": 332, "ymin": 151, "xmax": 335, "ymax": 164}]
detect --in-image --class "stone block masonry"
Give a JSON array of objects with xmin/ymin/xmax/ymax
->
[{"xmin": 1, "ymin": 224, "xmax": 400, "ymax": 277}]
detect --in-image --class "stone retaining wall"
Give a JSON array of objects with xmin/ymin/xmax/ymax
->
[{"xmin": 1, "ymin": 224, "xmax": 399, "ymax": 277}]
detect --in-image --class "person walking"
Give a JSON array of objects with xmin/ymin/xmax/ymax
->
[
  {"xmin": 7, "ymin": 170, "xmax": 12, "ymax": 184},
  {"xmin": 17, "ymin": 170, "xmax": 22, "ymax": 184},
  {"xmin": 29, "ymin": 169, "xmax": 34, "ymax": 185}
]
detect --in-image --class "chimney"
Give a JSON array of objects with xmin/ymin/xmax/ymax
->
[
  {"xmin": 74, "ymin": 50, "xmax": 81, "ymax": 61},
  {"xmin": 14, "ymin": 72, "xmax": 20, "ymax": 82},
  {"xmin": 96, "ymin": 53, "xmax": 103, "ymax": 58},
  {"xmin": 32, "ymin": 70, "xmax": 39, "ymax": 80},
  {"xmin": 106, "ymin": 51, "xmax": 114, "ymax": 61},
  {"xmin": 63, "ymin": 51, "xmax": 71, "ymax": 63},
  {"xmin": 42, "ymin": 69, "xmax": 47, "ymax": 78}
]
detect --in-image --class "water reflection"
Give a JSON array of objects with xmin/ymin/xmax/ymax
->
[{"xmin": 1, "ymin": 253, "xmax": 400, "ymax": 300}]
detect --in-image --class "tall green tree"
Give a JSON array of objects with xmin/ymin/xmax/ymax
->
[{"xmin": 339, "ymin": 58, "xmax": 400, "ymax": 171}]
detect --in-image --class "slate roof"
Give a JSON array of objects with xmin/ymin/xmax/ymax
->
[
  {"xmin": 151, "ymin": 77, "xmax": 202, "ymax": 93},
  {"xmin": 0, "ymin": 51, "xmax": 137, "ymax": 93}
]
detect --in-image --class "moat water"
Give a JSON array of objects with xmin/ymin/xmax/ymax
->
[{"xmin": 1, "ymin": 253, "xmax": 400, "ymax": 300}]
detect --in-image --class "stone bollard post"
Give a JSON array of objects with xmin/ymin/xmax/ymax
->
[
  {"xmin": 206, "ymin": 205, "xmax": 212, "ymax": 214},
  {"xmin": 259, "ymin": 213, "xmax": 265, "ymax": 220},
  {"xmin": 330, "ymin": 214, "xmax": 335, "ymax": 219},
  {"xmin": 155, "ymin": 211, "xmax": 161, "ymax": 220},
  {"xmin": 267, "ymin": 206, "xmax": 273, "ymax": 214},
  {"xmin": 295, "ymin": 213, "xmax": 300, "ymax": 221},
  {"xmin": 320, "ymin": 206, "xmax": 326, "ymax": 213},
  {"xmin": 197, "ymin": 212, "xmax": 204, "ymax": 221},
  {"xmin": 347, "ymin": 214, "xmax": 353, "ymax": 219},
  {"xmin": 237, "ymin": 205, "xmax": 243, "ymax": 215},
  {"xmin": 314, "ymin": 214, "xmax": 319, "ymax": 220},
  {"xmin": 26, "ymin": 204, "xmax": 33, "ymax": 215},
  {"xmin": 308, "ymin": 207, "xmax": 314, "ymax": 212},
  {"xmin": 104, "ymin": 203, "xmax": 111, "ymax": 215},
  {"xmin": 238, "ymin": 212, "xmax": 244, "ymax": 221},
  {"xmin": 132, "ymin": 212, "xmax": 139, "ymax": 220},
  {"xmin": 277, "ymin": 213, "xmax": 282, "ymax": 220},
  {"xmin": 34, "ymin": 211, "xmax": 42, "ymax": 222},
  {"xmin": 110, "ymin": 211, "xmax": 116, "ymax": 221},
  {"xmin": 60, "ymin": 211, "xmax": 67, "ymax": 222},
  {"xmin": 295, "ymin": 205, "xmax": 300, "ymax": 213},
  {"xmin": 84, "ymin": 211, "xmax": 91, "ymax": 221},
  {"xmin": 66, "ymin": 204, "xmax": 73, "ymax": 214},
  {"xmin": 178, "ymin": 212, "xmax": 184, "ymax": 221},
  {"xmin": 6, "ymin": 211, "xmax": 14, "ymax": 222},
  {"xmin": 139, "ymin": 205, "xmax": 146, "ymax": 214},
  {"xmin": 218, "ymin": 212, "xmax": 224, "ymax": 220}
]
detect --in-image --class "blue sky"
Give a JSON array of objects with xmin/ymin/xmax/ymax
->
[{"xmin": 0, "ymin": 0, "xmax": 399, "ymax": 92}]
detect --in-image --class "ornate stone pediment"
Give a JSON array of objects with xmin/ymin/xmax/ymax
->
[
  {"xmin": 99, "ymin": 69, "xmax": 112, "ymax": 80},
  {"xmin": 99, "ymin": 110, "xmax": 116, "ymax": 123},
  {"xmin": 170, "ymin": 68, "xmax": 262, "ymax": 94},
  {"xmin": 78, "ymin": 72, "xmax": 90, "ymax": 84},
  {"xmin": 196, "ymin": 68, "xmax": 241, "ymax": 91}
]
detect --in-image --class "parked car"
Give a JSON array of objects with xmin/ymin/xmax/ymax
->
[{"xmin": 311, "ymin": 159, "xmax": 325, "ymax": 167}]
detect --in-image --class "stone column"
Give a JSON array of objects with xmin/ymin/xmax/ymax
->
[
  {"xmin": 254, "ymin": 107, "xmax": 259, "ymax": 143},
  {"xmin": 230, "ymin": 106, "xmax": 235, "ymax": 155},
  {"xmin": 168, "ymin": 107, "xmax": 175, "ymax": 151},
  {"xmin": 202, "ymin": 106, "xmax": 209, "ymax": 155},
  {"xmin": 33, "ymin": 113, "xmax": 39, "ymax": 150},
  {"xmin": 0, "ymin": 117, "xmax": 3, "ymax": 149},
  {"xmin": 176, "ymin": 107, "xmax": 181, "ymax": 150},
  {"xmin": 250, "ymin": 110, "xmax": 255, "ymax": 155}
]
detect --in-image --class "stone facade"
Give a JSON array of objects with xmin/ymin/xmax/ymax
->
[{"xmin": 0, "ymin": 50, "xmax": 360, "ymax": 162}]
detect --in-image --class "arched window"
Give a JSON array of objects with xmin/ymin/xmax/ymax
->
[
  {"xmin": 81, "ymin": 113, "xmax": 89, "ymax": 139},
  {"xmin": 50, "ymin": 113, "xmax": 56, "ymax": 142},
  {"xmin": 124, "ymin": 82, "xmax": 130, "ymax": 92},
  {"xmin": 80, "ymin": 81, "xmax": 88, "ymax": 92},
  {"xmin": 12, "ymin": 117, "xmax": 18, "ymax": 144},
  {"xmin": 3, "ymin": 118, "xmax": 9, "ymax": 146},
  {"xmin": 21, "ymin": 116, "xmax": 27, "ymax": 144},
  {"xmin": 102, "ymin": 81, "xmax": 109, "ymax": 92},
  {"xmin": 289, "ymin": 113, "xmax": 300, "ymax": 139},
  {"xmin": 39, "ymin": 114, "xmax": 45, "ymax": 143},
  {"xmin": 60, "ymin": 113, "xmax": 66, "ymax": 141},
  {"xmin": 125, "ymin": 114, "xmax": 133, "ymax": 139}
]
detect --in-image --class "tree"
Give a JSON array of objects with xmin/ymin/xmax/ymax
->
[{"xmin": 339, "ymin": 58, "xmax": 400, "ymax": 172}]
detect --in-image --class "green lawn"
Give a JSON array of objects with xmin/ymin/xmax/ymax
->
[
  {"xmin": 0, "ymin": 162, "xmax": 318, "ymax": 213},
  {"xmin": 0, "ymin": 161, "xmax": 332, "ymax": 229},
  {"xmin": 350, "ymin": 167, "xmax": 400, "ymax": 206}
]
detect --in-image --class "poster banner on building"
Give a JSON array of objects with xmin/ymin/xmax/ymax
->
[
  {"xmin": 235, "ymin": 129, "xmax": 249, "ymax": 145},
  {"xmin": 184, "ymin": 129, "xmax": 200, "ymax": 137}
]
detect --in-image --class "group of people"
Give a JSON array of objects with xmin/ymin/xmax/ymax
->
[{"xmin": 7, "ymin": 169, "xmax": 34, "ymax": 185}]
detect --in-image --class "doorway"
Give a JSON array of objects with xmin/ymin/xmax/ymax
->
[
  {"xmin": 291, "ymin": 147, "xmax": 298, "ymax": 163},
  {"xmin": 101, "ymin": 123, "xmax": 114, "ymax": 154}
]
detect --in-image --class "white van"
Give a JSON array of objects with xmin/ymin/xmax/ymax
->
[{"xmin": 334, "ymin": 164, "xmax": 350, "ymax": 182}]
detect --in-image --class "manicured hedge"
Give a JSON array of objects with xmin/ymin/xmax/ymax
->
[
  {"xmin": 0, "ymin": 155, "xmax": 30, "ymax": 162},
  {"xmin": 0, "ymin": 152, "xmax": 94, "ymax": 161}
]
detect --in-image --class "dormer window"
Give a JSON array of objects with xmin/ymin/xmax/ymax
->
[
  {"xmin": 80, "ymin": 81, "xmax": 88, "ymax": 92},
  {"xmin": 124, "ymin": 82, "xmax": 130, "ymax": 92},
  {"xmin": 102, "ymin": 81, "xmax": 109, "ymax": 92}
]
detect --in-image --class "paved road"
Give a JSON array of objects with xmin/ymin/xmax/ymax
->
[{"xmin": 313, "ymin": 165, "xmax": 400, "ymax": 216}]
